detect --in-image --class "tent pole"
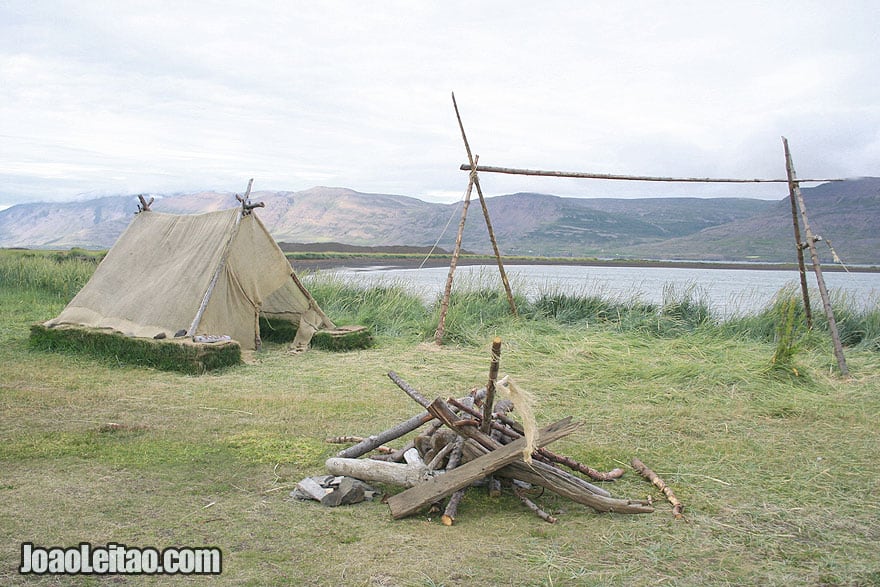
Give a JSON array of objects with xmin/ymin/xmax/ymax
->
[
  {"xmin": 782, "ymin": 138, "xmax": 813, "ymax": 330},
  {"xmin": 451, "ymin": 92, "xmax": 517, "ymax": 316},
  {"xmin": 189, "ymin": 211, "xmax": 245, "ymax": 338},
  {"xmin": 434, "ymin": 155, "xmax": 477, "ymax": 345},
  {"xmin": 782, "ymin": 137, "xmax": 848, "ymax": 376}
]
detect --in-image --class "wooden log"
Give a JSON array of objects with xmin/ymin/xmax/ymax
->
[
  {"xmin": 535, "ymin": 448, "xmax": 626, "ymax": 482},
  {"xmin": 335, "ymin": 411, "xmax": 434, "ymax": 459},
  {"xmin": 514, "ymin": 487, "xmax": 557, "ymax": 524},
  {"xmin": 462, "ymin": 442, "xmax": 653, "ymax": 514},
  {"xmin": 481, "ymin": 337, "xmax": 503, "ymax": 434},
  {"xmin": 631, "ymin": 458, "xmax": 684, "ymax": 519},
  {"xmin": 387, "ymin": 371, "xmax": 432, "ymax": 409},
  {"xmin": 441, "ymin": 488, "xmax": 466, "ymax": 526},
  {"xmin": 325, "ymin": 456, "xmax": 436, "ymax": 488},
  {"xmin": 326, "ymin": 436, "xmax": 395, "ymax": 454},
  {"xmin": 387, "ymin": 415, "xmax": 581, "ymax": 519},
  {"xmin": 440, "ymin": 437, "xmax": 466, "ymax": 526}
]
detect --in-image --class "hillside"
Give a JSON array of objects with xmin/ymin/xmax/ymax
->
[
  {"xmin": 620, "ymin": 177, "xmax": 880, "ymax": 264},
  {"xmin": 1, "ymin": 178, "xmax": 878, "ymax": 263}
]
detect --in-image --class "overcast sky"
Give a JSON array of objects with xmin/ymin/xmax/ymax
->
[{"xmin": 1, "ymin": 1, "xmax": 878, "ymax": 208}]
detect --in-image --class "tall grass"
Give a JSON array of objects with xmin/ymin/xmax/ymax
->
[
  {"xmin": 4, "ymin": 249, "xmax": 878, "ymax": 352},
  {"xmin": 0, "ymin": 250, "xmax": 97, "ymax": 299},
  {"xmin": 300, "ymin": 272, "xmax": 431, "ymax": 340}
]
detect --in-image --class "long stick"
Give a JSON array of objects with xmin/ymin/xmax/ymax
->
[
  {"xmin": 782, "ymin": 138, "xmax": 848, "ymax": 376},
  {"xmin": 334, "ymin": 411, "xmax": 433, "ymax": 459},
  {"xmin": 631, "ymin": 458, "xmax": 684, "ymax": 519},
  {"xmin": 434, "ymin": 154, "xmax": 477, "ymax": 345},
  {"xmin": 783, "ymin": 139, "xmax": 813, "ymax": 329},
  {"xmin": 451, "ymin": 93, "xmax": 518, "ymax": 316},
  {"xmin": 459, "ymin": 163, "xmax": 842, "ymax": 184},
  {"xmin": 480, "ymin": 337, "xmax": 503, "ymax": 434}
]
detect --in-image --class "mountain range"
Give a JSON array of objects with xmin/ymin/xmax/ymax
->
[{"xmin": 1, "ymin": 178, "xmax": 878, "ymax": 264}]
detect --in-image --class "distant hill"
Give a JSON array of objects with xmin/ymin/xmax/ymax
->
[{"xmin": 1, "ymin": 178, "xmax": 878, "ymax": 264}]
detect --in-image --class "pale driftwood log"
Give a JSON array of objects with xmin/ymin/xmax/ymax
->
[
  {"xmin": 335, "ymin": 411, "xmax": 433, "ymax": 459},
  {"xmin": 631, "ymin": 457, "xmax": 685, "ymax": 519},
  {"xmin": 325, "ymin": 456, "xmax": 437, "ymax": 488},
  {"xmin": 387, "ymin": 416, "xmax": 581, "ymax": 519}
]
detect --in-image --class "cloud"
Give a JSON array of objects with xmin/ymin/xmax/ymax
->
[{"xmin": 1, "ymin": 1, "xmax": 878, "ymax": 207}]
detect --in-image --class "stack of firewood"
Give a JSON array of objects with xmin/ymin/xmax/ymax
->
[{"xmin": 326, "ymin": 338, "xmax": 684, "ymax": 524}]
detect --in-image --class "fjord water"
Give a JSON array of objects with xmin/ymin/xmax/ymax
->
[{"xmin": 329, "ymin": 264, "xmax": 880, "ymax": 318}]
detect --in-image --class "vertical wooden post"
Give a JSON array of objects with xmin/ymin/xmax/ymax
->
[
  {"xmin": 782, "ymin": 137, "xmax": 848, "ymax": 376},
  {"xmin": 480, "ymin": 337, "xmax": 503, "ymax": 434},
  {"xmin": 782, "ymin": 139, "xmax": 813, "ymax": 329},
  {"xmin": 434, "ymin": 155, "xmax": 477, "ymax": 345},
  {"xmin": 451, "ymin": 93, "xmax": 518, "ymax": 316}
]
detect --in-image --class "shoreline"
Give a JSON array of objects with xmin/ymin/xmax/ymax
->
[{"xmin": 289, "ymin": 255, "xmax": 878, "ymax": 273}]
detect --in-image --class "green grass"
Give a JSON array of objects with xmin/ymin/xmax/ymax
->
[{"xmin": 1, "ymin": 251, "xmax": 879, "ymax": 585}]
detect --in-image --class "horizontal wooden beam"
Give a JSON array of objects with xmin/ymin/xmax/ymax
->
[{"xmin": 459, "ymin": 164, "xmax": 842, "ymax": 184}]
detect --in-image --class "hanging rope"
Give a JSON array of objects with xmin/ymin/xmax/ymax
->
[
  {"xmin": 417, "ymin": 187, "xmax": 468, "ymax": 270},
  {"xmin": 823, "ymin": 238, "xmax": 850, "ymax": 273}
]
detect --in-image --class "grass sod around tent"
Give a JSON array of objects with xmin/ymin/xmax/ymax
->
[
  {"xmin": 29, "ymin": 324, "xmax": 242, "ymax": 374},
  {"xmin": 259, "ymin": 316, "xmax": 374, "ymax": 352},
  {"xmin": 30, "ymin": 320, "xmax": 374, "ymax": 373}
]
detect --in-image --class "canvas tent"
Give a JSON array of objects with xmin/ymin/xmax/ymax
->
[{"xmin": 45, "ymin": 207, "xmax": 334, "ymax": 351}]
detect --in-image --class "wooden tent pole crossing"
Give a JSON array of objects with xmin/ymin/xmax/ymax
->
[
  {"xmin": 459, "ymin": 163, "xmax": 842, "ymax": 184},
  {"xmin": 782, "ymin": 139, "xmax": 813, "ymax": 330},
  {"xmin": 434, "ymin": 155, "xmax": 477, "ymax": 344},
  {"xmin": 782, "ymin": 137, "xmax": 848, "ymax": 376},
  {"xmin": 451, "ymin": 93, "xmax": 518, "ymax": 318}
]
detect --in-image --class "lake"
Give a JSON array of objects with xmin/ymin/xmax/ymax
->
[{"xmin": 321, "ymin": 263, "xmax": 880, "ymax": 318}]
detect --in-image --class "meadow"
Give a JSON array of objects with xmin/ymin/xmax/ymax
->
[{"xmin": 1, "ymin": 250, "xmax": 879, "ymax": 585}]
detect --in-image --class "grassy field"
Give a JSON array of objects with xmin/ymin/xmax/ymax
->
[{"xmin": 1, "ymin": 252, "xmax": 879, "ymax": 585}]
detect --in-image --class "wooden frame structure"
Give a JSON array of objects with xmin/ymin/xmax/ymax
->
[{"xmin": 436, "ymin": 94, "xmax": 850, "ymax": 375}]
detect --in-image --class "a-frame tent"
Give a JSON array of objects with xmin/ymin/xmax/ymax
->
[{"xmin": 44, "ymin": 206, "xmax": 334, "ymax": 351}]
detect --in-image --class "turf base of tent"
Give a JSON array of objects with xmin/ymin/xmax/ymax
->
[
  {"xmin": 311, "ymin": 326, "xmax": 373, "ymax": 351},
  {"xmin": 259, "ymin": 317, "xmax": 372, "ymax": 351},
  {"xmin": 29, "ymin": 324, "xmax": 241, "ymax": 374}
]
